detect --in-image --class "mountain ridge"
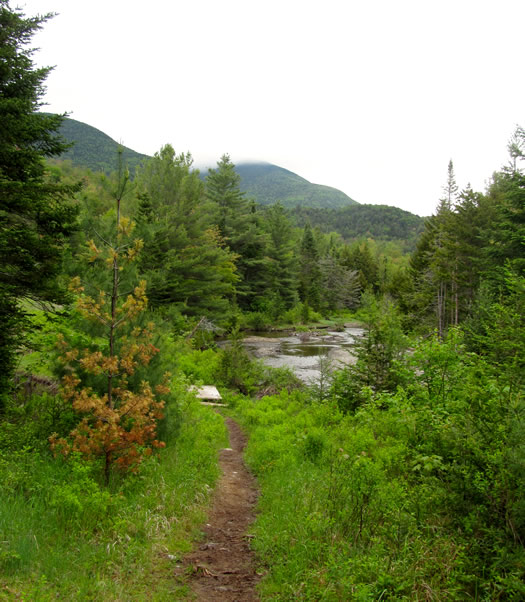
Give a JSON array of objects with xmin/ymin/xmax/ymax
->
[{"xmin": 53, "ymin": 116, "xmax": 357, "ymax": 209}]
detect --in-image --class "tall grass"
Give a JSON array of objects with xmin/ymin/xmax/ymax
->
[
  {"xmin": 0, "ymin": 401, "xmax": 227, "ymax": 600},
  {"xmin": 232, "ymin": 383, "xmax": 525, "ymax": 600}
]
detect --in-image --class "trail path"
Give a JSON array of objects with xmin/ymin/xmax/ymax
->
[{"xmin": 179, "ymin": 416, "xmax": 260, "ymax": 601}]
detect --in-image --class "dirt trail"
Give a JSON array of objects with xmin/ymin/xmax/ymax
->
[{"xmin": 179, "ymin": 416, "xmax": 260, "ymax": 601}]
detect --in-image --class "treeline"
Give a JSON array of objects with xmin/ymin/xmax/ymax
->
[{"xmin": 49, "ymin": 148, "xmax": 411, "ymax": 339}]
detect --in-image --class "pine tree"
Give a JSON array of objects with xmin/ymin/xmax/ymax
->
[{"xmin": 51, "ymin": 158, "xmax": 167, "ymax": 485}]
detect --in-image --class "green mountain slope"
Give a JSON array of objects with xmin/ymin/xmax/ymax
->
[
  {"xmin": 54, "ymin": 117, "xmax": 357, "ymax": 209},
  {"xmin": 291, "ymin": 204, "xmax": 425, "ymax": 249},
  {"xmin": 235, "ymin": 162, "xmax": 357, "ymax": 209},
  {"xmin": 55, "ymin": 116, "xmax": 149, "ymax": 175}
]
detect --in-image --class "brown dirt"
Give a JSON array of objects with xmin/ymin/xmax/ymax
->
[{"xmin": 177, "ymin": 416, "xmax": 260, "ymax": 601}]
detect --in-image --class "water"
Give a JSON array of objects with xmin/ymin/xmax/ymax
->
[{"xmin": 243, "ymin": 327, "xmax": 364, "ymax": 384}]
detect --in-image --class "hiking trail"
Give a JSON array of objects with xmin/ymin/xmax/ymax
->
[{"xmin": 177, "ymin": 416, "xmax": 261, "ymax": 601}]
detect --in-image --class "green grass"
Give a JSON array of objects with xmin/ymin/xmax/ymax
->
[
  {"xmin": 231, "ymin": 385, "xmax": 525, "ymax": 600},
  {"xmin": 0, "ymin": 401, "xmax": 227, "ymax": 600}
]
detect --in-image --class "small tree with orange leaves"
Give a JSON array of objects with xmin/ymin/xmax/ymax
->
[{"xmin": 50, "ymin": 158, "xmax": 169, "ymax": 484}]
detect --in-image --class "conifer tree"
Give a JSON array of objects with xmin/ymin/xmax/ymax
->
[
  {"xmin": 263, "ymin": 203, "xmax": 297, "ymax": 308},
  {"xmin": 205, "ymin": 154, "xmax": 268, "ymax": 309},
  {"xmin": 0, "ymin": 1, "xmax": 78, "ymax": 402},
  {"xmin": 297, "ymin": 222, "xmax": 321, "ymax": 310},
  {"xmin": 410, "ymin": 162, "xmax": 460, "ymax": 335},
  {"xmin": 135, "ymin": 146, "xmax": 238, "ymax": 319},
  {"xmin": 51, "ymin": 158, "xmax": 167, "ymax": 484}
]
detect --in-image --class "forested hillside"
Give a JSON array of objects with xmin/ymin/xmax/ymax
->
[
  {"xmin": 291, "ymin": 203, "xmax": 425, "ymax": 249},
  {"xmin": 1, "ymin": 2, "xmax": 524, "ymax": 599},
  {"xmin": 54, "ymin": 117, "xmax": 358, "ymax": 209},
  {"xmin": 56, "ymin": 116, "xmax": 148, "ymax": 175},
  {"xmin": 235, "ymin": 161, "xmax": 358, "ymax": 208}
]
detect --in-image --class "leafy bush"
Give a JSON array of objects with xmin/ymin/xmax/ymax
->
[
  {"xmin": 216, "ymin": 329, "xmax": 264, "ymax": 394},
  {"xmin": 242, "ymin": 311, "xmax": 272, "ymax": 332},
  {"xmin": 232, "ymin": 329, "xmax": 525, "ymax": 599},
  {"xmin": 281, "ymin": 302, "xmax": 322, "ymax": 326},
  {"xmin": 47, "ymin": 455, "xmax": 115, "ymax": 524}
]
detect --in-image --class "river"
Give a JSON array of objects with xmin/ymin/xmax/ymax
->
[{"xmin": 243, "ymin": 326, "xmax": 364, "ymax": 384}]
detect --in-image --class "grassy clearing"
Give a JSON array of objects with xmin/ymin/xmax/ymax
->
[{"xmin": 0, "ymin": 401, "xmax": 227, "ymax": 600}]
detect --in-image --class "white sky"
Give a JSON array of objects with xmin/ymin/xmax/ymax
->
[{"xmin": 21, "ymin": 0, "xmax": 525, "ymax": 216}]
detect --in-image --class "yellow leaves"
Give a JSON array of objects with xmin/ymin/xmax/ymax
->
[
  {"xmin": 120, "ymin": 280, "xmax": 148, "ymax": 320},
  {"xmin": 105, "ymin": 247, "xmax": 118, "ymax": 267},
  {"xmin": 51, "ymin": 203, "xmax": 165, "ymax": 479},
  {"xmin": 155, "ymin": 383, "xmax": 171, "ymax": 396},
  {"xmin": 62, "ymin": 348, "xmax": 79, "ymax": 363},
  {"xmin": 49, "ymin": 433, "xmax": 71, "ymax": 457},
  {"xmin": 69, "ymin": 276, "xmax": 84, "ymax": 294},
  {"xmin": 155, "ymin": 371, "xmax": 172, "ymax": 397},
  {"xmin": 54, "ymin": 325, "xmax": 168, "ymax": 476},
  {"xmin": 79, "ymin": 350, "xmax": 104, "ymax": 374}
]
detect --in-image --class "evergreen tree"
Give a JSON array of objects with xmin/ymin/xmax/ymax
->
[
  {"xmin": 135, "ymin": 146, "xmax": 238, "ymax": 319},
  {"xmin": 0, "ymin": 1, "xmax": 78, "ymax": 401},
  {"xmin": 340, "ymin": 240, "xmax": 379, "ymax": 292},
  {"xmin": 263, "ymin": 202, "xmax": 297, "ymax": 308},
  {"xmin": 51, "ymin": 159, "xmax": 167, "ymax": 485},
  {"xmin": 506, "ymin": 124, "xmax": 525, "ymax": 174},
  {"xmin": 297, "ymin": 222, "xmax": 321, "ymax": 310},
  {"xmin": 318, "ymin": 254, "xmax": 360, "ymax": 311},
  {"xmin": 447, "ymin": 186, "xmax": 489, "ymax": 318},
  {"xmin": 485, "ymin": 135, "xmax": 525, "ymax": 279},
  {"xmin": 410, "ymin": 162, "xmax": 460, "ymax": 335},
  {"xmin": 331, "ymin": 294, "xmax": 407, "ymax": 413},
  {"xmin": 205, "ymin": 154, "xmax": 268, "ymax": 309}
]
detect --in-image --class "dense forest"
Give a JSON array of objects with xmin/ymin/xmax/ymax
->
[{"xmin": 1, "ymin": 2, "xmax": 523, "ymax": 599}]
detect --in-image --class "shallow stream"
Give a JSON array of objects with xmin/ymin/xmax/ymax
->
[{"xmin": 243, "ymin": 326, "xmax": 364, "ymax": 384}]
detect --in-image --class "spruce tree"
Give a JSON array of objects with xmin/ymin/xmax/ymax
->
[
  {"xmin": 205, "ymin": 155, "xmax": 268, "ymax": 309},
  {"xmin": 263, "ymin": 203, "xmax": 297, "ymax": 308},
  {"xmin": 0, "ymin": 1, "xmax": 78, "ymax": 402},
  {"xmin": 297, "ymin": 222, "xmax": 321, "ymax": 310}
]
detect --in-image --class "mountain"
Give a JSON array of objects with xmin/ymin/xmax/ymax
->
[
  {"xmin": 234, "ymin": 162, "xmax": 357, "ymax": 209},
  {"xmin": 53, "ymin": 117, "xmax": 357, "ymax": 209},
  {"xmin": 55, "ymin": 116, "xmax": 149, "ymax": 175},
  {"xmin": 52, "ymin": 117, "xmax": 422, "ymax": 245}
]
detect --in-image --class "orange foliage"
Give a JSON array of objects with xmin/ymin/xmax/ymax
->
[{"xmin": 50, "ymin": 194, "xmax": 169, "ymax": 483}]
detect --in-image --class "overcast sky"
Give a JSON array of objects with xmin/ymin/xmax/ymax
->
[{"xmin": 21, "ymin": 0, "xmax": 525, "ymax": 216}]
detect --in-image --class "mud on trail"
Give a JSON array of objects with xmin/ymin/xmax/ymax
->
[{"xmin": 177, "ymin": 416, "xmax": 261, "ymax": 601}]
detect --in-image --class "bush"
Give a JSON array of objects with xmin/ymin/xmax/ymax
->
[
  {"xmin": 216, "ymin": 329, "xmax": 264, "ymax": 394},
  {"xmin": 242, "ymin": 311, "xmax": 272, "ymax": 332}
]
